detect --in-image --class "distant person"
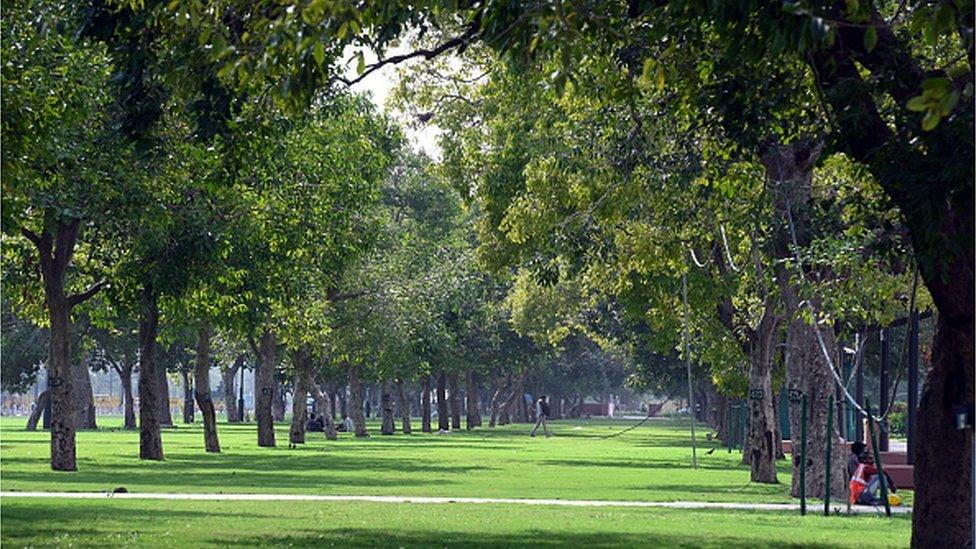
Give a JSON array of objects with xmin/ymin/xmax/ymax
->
[
  {"xmin": 531, "ymin": 395, "xmax": 551, "ymax": 437},
  {"xmin": 343, "ymin": 414, "xmax": 354, "ymax": 433},
  {"xmin": 306, "ymin": 413, "xmax": 324, "ymax": 432}
]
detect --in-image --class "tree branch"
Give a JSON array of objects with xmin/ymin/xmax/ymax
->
[
  {"xmin": 67, "ymin": 280, "xmax": 108, "ymax": 309},
  {"xmin": 326, "ymin": 288, "xmax": 370, "ymax": 302},
  {"xmin": 335, "ymin": 8, "xmax": 484, "ymax": 88}
]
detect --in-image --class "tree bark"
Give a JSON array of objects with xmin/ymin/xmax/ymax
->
[
  {"xmin": 138, "ymin": 287, "xmax": 164, "ymax": 460},
  {"xmin": 156, "ymin": 360, "xmax": 172, "ymax": 427},
  {"xmin": 396, "ymin": 379, "xmax": 411, "ymax": 434},
  {"xmin": 181, "ymin": 370, "xmax": 194, "ymax": 424},
  {"xmin": 118, "ymin": 363, "xmax": 136, "ymax": 430},
  {"xmin": 222, "ymin": 356, "xmax": 242, "ymax": 423},
  {"xmin": 348, "ymin": 364, "xmax": 368, "ymax": 437},
  {"xmin": 194, "ymin": 327, "xmax": 220, "ymax": 453},
  {"xmin": 72, "ymin": 356, "xmax": 96, "ymax": 429},
  {"xmin": 309, "ymin": 381, "xmax": 338, "ymax": 440},
  {"xmin": 436, "ymin": 370, "xmax": 449, "ymax": 431},
  {"xmin": 272, "ymin": 379, "xmax": 286, "ymax": 422},
  {"xmin": 746, "ymin": 299, "xmax": 779, "ymax": 483},
  {"xmin": 448, "ymin": 372, "xmax": 461, "ymax": 430},
  {"xmin": 289, "ymin": 349, "xmax": 310, "ymax": 445},
  {"xmin": 255, "ymin": 330, "xmax": 277, "ymax": 447},
  {"xmin": 489, "ymin": 373, "xmax": 510, "ymax": 427},
  {"xmin": 381, "ymin": 379, "xmax": 395, "ymax": 435},
  {"xmin": 421, "ymin": 375, "xmax": 432, "ymax": 432},
  {"xmin": 26, "ymin": 390, "xmax": 50, "ymax": 431},
  {"xmin": 466, "ymin": 370, "xmax": 481, "ymax": 429}
]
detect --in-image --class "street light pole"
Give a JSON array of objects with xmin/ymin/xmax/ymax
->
[{"xmin": 238, "ymin": 362, "xmax": 245, "ymax": 422}]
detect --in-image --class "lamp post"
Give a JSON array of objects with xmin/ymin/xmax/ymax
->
[{"xmin": 238, "ymin": 361, "xmax": 245, "ymax": 422}]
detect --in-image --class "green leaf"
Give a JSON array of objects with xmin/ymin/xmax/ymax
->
[
  {"xmin": 921, "ymin": 111, "xmax": 940, "ymax": 131},
  {"xmin": 356, "ymin": 51, "xmax": 366, "ymax": 75},
  {"xmin": 905, "ymin": 96, "xmax": 927, "ymax": 112},
  {"xmin": 313, "ymin": 43, "xmax": 325, "ymax": 68},
  {"xmin": 863, "ymin": 26, "xmax": 877, "ymax": 52}
]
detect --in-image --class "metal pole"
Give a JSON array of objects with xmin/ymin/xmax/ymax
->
[
  {"xmin": 42, "ymin": 367, "xmax": 52, "ymax": 430},
  {"xmin": 907, "ymin": 311, "xmax": 919, "ymax": 465},
  {"xmin": 865, "ymin": 398, "xmax": 892, "ymax": 517},
  {"xmin": 682, "ymin": 273, "xmax": 698, "ymax": 469},
  {"xmin": 728, "ymin": 400, "xmax": 734, "ymax": 454},
  {"xmin": 855, "ymin": 334, "xmax": 864, "ymax": 443},
  {"xmin": 800, "ymin": 393, "xmax": 808, "ymax": 516},
  {"xmin": 238, "ymin": 362, "xmax": 245, "ymax": 422},
  {"xmin": 824, "ymin": 394, "xmax": 834, "ymax": 516},
  {"xmin": 879, "ymin": 329, "xmax": 890, "ymax": 451}
]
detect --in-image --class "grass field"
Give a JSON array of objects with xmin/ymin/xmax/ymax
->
[{"xmin": 0, "ymin": 416, "xmax": 912, "ymax": 547}]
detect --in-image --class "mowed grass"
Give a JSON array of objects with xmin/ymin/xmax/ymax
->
[
  {"xmin": 0, "ymin": 416, "xmax": 912, "ymax": 547},
  {"xmin": 1, "ymin": 416, "xmax": 794, "ymax": 502},
  {"xmin": 1, "ymin": 498, "xmax": 911, "ymax": 548}
]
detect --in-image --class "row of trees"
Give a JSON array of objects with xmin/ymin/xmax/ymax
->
[{"xmin": 2, "ymin": 0, "xmax": 970, "ymax": 545}]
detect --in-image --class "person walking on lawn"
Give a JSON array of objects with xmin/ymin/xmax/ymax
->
[{"xmin": 531, "ymin": 395, "xmax": 551, "ymax": 437}]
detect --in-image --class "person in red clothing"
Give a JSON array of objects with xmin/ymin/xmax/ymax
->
[{"xmin": 849, "ymin": 454, "xmax": 880, "ymax": 505}]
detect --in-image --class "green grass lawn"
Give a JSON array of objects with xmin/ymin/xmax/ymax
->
[{"xmin": 0, "ymin": 416, "xmax": 911, "ymax": 547}]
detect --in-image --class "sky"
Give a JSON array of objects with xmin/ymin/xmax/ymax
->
[{"xmin": 343, "ymin": 45, "xmax": 443, "ymax": 158}]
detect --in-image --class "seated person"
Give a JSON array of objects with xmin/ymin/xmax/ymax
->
[
  {"xmin": 850, "ymin": 453, "xmax": 897, "ymax": 505},
  {"xmin": 848, "ymin": 441, "xmax": 867, "ymax": 479},
  {"xmin": 305, "ymin": 413, "xmax": 324, "ymax": 432}
]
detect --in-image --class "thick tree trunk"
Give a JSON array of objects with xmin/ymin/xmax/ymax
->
[
  {"xmin": 26, "ymin": 390, "xmax": 50, "ymax": 431},
  {"xmin": 421, "ymin": 375, "xmax": 432, "ymax": 432},
  {"xmin": 436, "ymin": 371, "xmax": 449, "ymax": 431},
  {"xmin": 194, "ymin": 327, "xmax": 220, "ymax": 453},
  {"xmin": 381, "ymin": 379, "xmax": 395, "ymax": 435},
  {"xmin": 289, "ymin": 350, "xmax": 310, "ymax": 445},
  {"xmin": 396, "ymin": 379, "xmax": 411, "ymax": 434},
  {"xmin": 222, "ymin": 356, "xmax": 242, "ymax": 423},
  {"xmin": 119, "ymin": 364, "xmax": 136, "ymax": 430},
  {"xmin": 156, "ymin": 361, "xmax": 172, "ymax": 427},
  {"xmin": 255, "ymin": 330, "xmax": 277, "ymax": 447},
  {"xmin": 348, "ymin": 364, "xmax": 368, "ymax": 437},
  {"xmin": 72, "ymin": 356, "xmax": 96, "ymax": 429},
  {"xmin": 466, "ymin": 371, "xmax": 481, "ymax": 429},
  {"xmin": 181, "ymin": 370, "xmax": 194, "ymax": 424},
  {"xmin": 448, "ymin": 372, "xmax": 461, "ymax": 430},
  {"xmin": 138, "ymin": 288, "xmax": 164, "ymax": 460},
  {"xmin": 746, "ymin": 301, "xmax": 779, "ymax": 484}
]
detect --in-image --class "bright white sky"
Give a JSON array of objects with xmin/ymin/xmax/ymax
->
[{"xmin": 342, "ymin": 45, "xmax": 443, "ymax": 158}]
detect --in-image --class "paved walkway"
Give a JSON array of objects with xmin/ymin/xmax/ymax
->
[{"xmin": 0, "ymin": 491, "xmax": 911, "ymax": 514}]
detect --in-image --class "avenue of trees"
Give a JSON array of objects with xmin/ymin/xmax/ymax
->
[{"xmin": 1, "ymin": 0, "xmax": 971, "ymax": 546}]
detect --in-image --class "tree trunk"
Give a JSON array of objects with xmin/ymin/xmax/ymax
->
[
  {"xmin": 222, "ymin": 356, "xmax": 242, "ymax": 423},
  {"xmin": 272, "ymin": 379, "xmax": 286, "ymax": 422},
  {"xmin": 119, "ymin": 364, "xmax": 136, "ymax": 430},
  {"xmin": 381, "ymin": 379, "xmax": 395, "ymax": 435},
  {"xmin": 289, "ymin": 349, "xmax": 310, "ymax": 445},
  {"xmin": 72, "ymin": 356, "xmax": 96, "ymax": 429},
  {"xmin": 255, "ymin": 330, "xmax": 277, "ymax": 447},
  {"xmin": 26, "ymin": 390, "xmax": 50, "ymax": 431},
  {"xmin": 138, "ymin": 287, "xmax": 164, "ymax": 460},
  {"xmin": 746, "ymin": 300, "xmax": 779, "ymax": 484},
  {"xmin": 448, "ymin": 372, "xmax": 461, "ymax": 430},
  {"xmin": 194, "ymin": 327, "xmax": 220, "ymax": 453},
  {"xmin": 396, "ymin": 379, "xmax": 411, "ymax": 434},
  {"xmin": 421, "ymin": 375, "xmax": 432, "ymax": 432},
  {"xmin": 181, "ymin": 370, "xmax": 194, "ymax": 424},
  {"xmin": 348, "ymin": 364, "xmax": 368, "ymax": 437},
  {"xmin": 156, "ymin": 361, "xmax": 172, "ymax": 427},
  {"xmin": 466, "ymin": 371, "xmax": 481, "ymax": 429},
  {"xmin": 489, "ymin": 374, "xmax": 509, "ymax": 427},
  {"xmin": 436, "ymin": 370, "xmax": 449, "ymax": 431},
  {"xmin": 309, "ymin": 381, "xmax": 338, "ymax": 440}
]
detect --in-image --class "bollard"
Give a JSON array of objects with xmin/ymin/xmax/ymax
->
[
  {"xmin": 824, "ymin": 394, "xmax": 833, "ymax": 516},
  {"xmin": 865, "ymin": 398, "xmax": 892, "ymax": 517},
  {"xmin": 800, "ymin": 393, "xmax": 808, "ymax": 516}
]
